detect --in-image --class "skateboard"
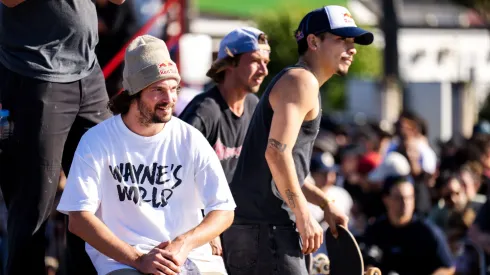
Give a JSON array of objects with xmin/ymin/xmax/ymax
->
[
  {"xmin": 312, "ymin": 253, "xmax": 330, "ymax": 274},
  {"xmin": 317, "ymin": 225, "xmax": 381, "ymax": 275}
]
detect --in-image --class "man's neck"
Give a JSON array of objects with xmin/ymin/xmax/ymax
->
[
  {"xmin": 388, "ymin": 215, "xmax": 413, "ymax": 228},
  {"xmin": 318, "ymin": 184, "xmax": 331, "ymax": 193},
  {"xmin": 217, "ymin": 81, "xmax": 248, "ymax": 117},
  {"xmin": 121, "ymin": 113, "xmax": 165, "ymax": 137},
  {"xmin": 298, "ymin": 55, "xmax": 334, "ymax": 86}
]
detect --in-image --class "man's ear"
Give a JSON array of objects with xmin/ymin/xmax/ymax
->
[{"xmin": 306, "ymin": 34, "xmax": 318, "ymax": 50}]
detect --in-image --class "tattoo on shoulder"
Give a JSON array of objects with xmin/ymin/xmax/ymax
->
[
  {"xmin": 268, "ymin": 139, "xmax": 287, "ymax": 152},
  {"xmin": 285, "ymin": 189, "xmax": 298, "ymax": 209}
]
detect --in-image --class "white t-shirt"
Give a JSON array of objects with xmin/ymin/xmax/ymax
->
[
  {"xmin": 386, "ymin": 138, "xmax": 437, "ymax": 174},
  {"xmin": 57, "ymin": 115, "xmax": 236, "ymax": 275}
]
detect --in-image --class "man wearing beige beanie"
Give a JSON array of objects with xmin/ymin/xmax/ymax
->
[{"xmin": 57, "ymin": 35, "xmax": 236, "ymax": 275}]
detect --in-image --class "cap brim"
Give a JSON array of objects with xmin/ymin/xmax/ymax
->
[
  {"xmin": 330, "ymin": 27, "xmax": 374, "ymax": 45},
  {"xmin": 206, "ymin": 58, "xmax": 228, "ymax": 79}
]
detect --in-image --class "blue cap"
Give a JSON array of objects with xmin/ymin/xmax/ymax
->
[
  {"xmin": 217, "ymin": 27, "xmax": 271, "ymax": 59},
  {"xmin": 473, "ymin": 120, "xmax": 490, "ymax": 135},
  {"xmin": 0, "ymin": 110, "xmax": 9, "ymax": 117},
  {"xmin": 310, "ymin": 152, "xmax": 335, "ymax": 173},
  {"xmin": 295, "ymin": 5, "xmax": 374, "ymax": 45}
]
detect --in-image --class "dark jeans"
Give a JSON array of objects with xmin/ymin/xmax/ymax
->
[
  {"xmin": 0, "ymin": 62, "xmax": 112, "ymax": 275},
  {"xmin": 221, "ymin": 223, "xmax": 308, "ymax": 275}
]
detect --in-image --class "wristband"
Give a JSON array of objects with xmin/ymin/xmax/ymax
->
[{"xmin": 320, "ymin": 198, "xmax": 335, "ymax": 210}]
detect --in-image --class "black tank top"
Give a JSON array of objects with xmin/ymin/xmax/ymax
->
[{"xmin": 230, "ymin": 64, "xmax": 322, "ymax": 225}]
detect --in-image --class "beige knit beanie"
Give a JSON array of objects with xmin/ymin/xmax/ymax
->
[{"xmin": 122, "ymin": 35, "xmax": 181, "ymax": 95}]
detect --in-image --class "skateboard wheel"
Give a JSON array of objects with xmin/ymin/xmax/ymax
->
[
  {"xmin": 365, "ymin": 267, "xmax": 381, "ymax": 275},
  {"xmin": 312, "ymin": 254, "xmax": 330, "ymax": 274}
]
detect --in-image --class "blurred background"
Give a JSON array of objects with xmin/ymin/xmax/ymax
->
[
  {"xmin": 96, "ymin": 0, "xmax": 490, "ymax": 151},
  {"xmin": 4, "ymin": 0, "xmax": 490, "ymax": 274}
]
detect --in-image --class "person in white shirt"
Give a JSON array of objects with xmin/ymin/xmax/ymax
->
[{"xmin": 57, "ymin": 35, "xmax": 236, "ymax": 275}]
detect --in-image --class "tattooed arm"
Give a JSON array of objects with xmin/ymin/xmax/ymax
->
[{"xmin": 265, "ymin": 69, "xmax": 323, "ymax": 254}]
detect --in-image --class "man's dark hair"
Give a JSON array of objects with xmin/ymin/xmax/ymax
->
[
  {"xmin": 297, "ymin": 32, "xmax": 328, "ymax": 56},
  {"xmin": 207, "ymin": 33, "xmax": 269, "ymax": 84},
  {"xmin": 381, "ymin": 175, "xmax": 413, "ymax": 197},
  {"xmin": 107, "ymin": 90, "xmax": 140, "ymax": 115},
  {"xmin": 399, "ymin": 110, "xmax": 419, "ymax": 123}
]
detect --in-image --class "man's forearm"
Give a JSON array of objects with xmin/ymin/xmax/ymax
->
[
  {"xmin": 175, "ymin": 210, "xmax": 233, "ymax": 250},
  {"xmin": 69, "ymin": 211, "xmax": 141, "ymax": 269},
  {"xmin": 265, "ymin": 148, "xmax": 309, "ymax": 219},
  {"xmin": 302, "ymin": 180, "xmax": 330, "ymax": 207},
  {"xmin": 1, "ymin": 0, "xmax": 25, "ymax": 8}
]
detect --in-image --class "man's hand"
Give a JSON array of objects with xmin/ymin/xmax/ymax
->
[
  {"xmin": 210, "ymin": 236, "xmax": 222, "ymax": 256},
  {"xmin": 135, "ymin": 242, "xmax": 181, "ymax": 275},
  {"xmin": 322, "ymin": 201, "xmax": 349, "ymax": 238},
  {"xmin": 295, "ymin": 213, "xmax": 324, "ymax": 254},
  {"xmin": 159, "ymin": 238, "xmax": 192, "ymax": 267}
]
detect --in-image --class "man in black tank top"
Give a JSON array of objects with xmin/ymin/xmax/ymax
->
[
  {"xmin": 222, "ymin": 5, "xmax": 374, "ymax": 275},
  {"xmin": 179, "ymin": 27, "xmax": 270, "ymax": 256}
]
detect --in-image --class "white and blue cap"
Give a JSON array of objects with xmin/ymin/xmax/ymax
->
[
  {"xmin": 207, "ymin": 27, "xmax": 270, "ymax": 80},
  {"xmin": 217, "ymin": 27, "xmax": 271, "ymax": 59},
  {"xmin": 295, "ymin": 5, "xmax": 374, "ymax": 45}
]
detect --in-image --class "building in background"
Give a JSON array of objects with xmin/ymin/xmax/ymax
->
[{"xmin": 347, "ymin": 0, "xmax": 489, "ymax": 150}]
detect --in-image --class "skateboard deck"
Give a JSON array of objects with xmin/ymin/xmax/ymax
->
[{"xmin": 323, "ymin": 225, "xmax": 381, "ymax": 275}]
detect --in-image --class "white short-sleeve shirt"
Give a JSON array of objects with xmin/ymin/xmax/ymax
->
[{"xmin": 57, "ymin": 115, "xmax": 236, "ymax": 275}]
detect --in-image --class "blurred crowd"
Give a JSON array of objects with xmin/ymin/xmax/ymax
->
[{"xmin": 307, "ymin": 111, "xmax": 490, "ymax": 274}]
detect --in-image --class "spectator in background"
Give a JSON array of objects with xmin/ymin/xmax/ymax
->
[
  {"xmin": 471, "ymin": 137, "xmax": 490, "ymax": 196},
  {"xmin": 472, "ymin": 120, "xmax": 490, "ymax": 141},
  {"xmin": 179, "ymin": 27, "xmax": 270, "ymax": 256},
  {"xmin": 429, "ymin": 173, "xmax": 477, "ymax": 257},
  {"xmin": 336, "ymin": 144, "xmax": 362, "ymax": 195},
  {"xmin": 390, "ymin": 111, "xmax": 436, "ymax": 217},
  {"xmin": 0, "ymin": 0, "xmax": 124, "ymax": 274},
  {"xmin": 95, "ymin": 0, "xmax": 137, "ymax": 97},
  {"xmin": 458, "ymin": 162, "xmax": 486, "ymax": 208},
  {"xmin": 362, "ymin": 175, "xmax": 455, "ymax": 275},
  {"xmin": 179, "ymin": 27, "xmax": 269, "ymax": 184},
  {"xmin": 369, "ymin": 121, "xmax": 394, "ymax": 157},
  {"xmin": 468, "ymin": 199, "xmax": 490, "ymax": 274},
  {"xmin": 387, "ymin": 111, "xmax": 437, "ymax": 177},
  {"xmin": 308, "ymin": 152, "xmax": 353, "ymax": 231},
  {"xmin": 356, "ymin": 151, "xmax": 384, "ymax": 225}
]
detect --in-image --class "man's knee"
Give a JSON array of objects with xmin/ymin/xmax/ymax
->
[{"xmin": 106, "ymin": 268, "xmax": 143, "ymax": 275}]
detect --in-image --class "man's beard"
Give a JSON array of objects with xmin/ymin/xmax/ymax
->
[
  {"xmin": 336, "ymin": 68, "xmax": 348, "ymax": 77},
  {"xmin": 246, "ymin": 84, "xmax": 260, "ymax": 93},
  {"xmin": 244, "ymin": 77, "xmax": 264, "ymax": 94},
  {"xmin": 137, "ymin": 99, "xmax": 173, "ymax": 126}
]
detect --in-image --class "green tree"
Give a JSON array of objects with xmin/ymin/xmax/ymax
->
[{"xmin": 255, "ymin": 4, "xmax": 382, "ymax": 111}]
